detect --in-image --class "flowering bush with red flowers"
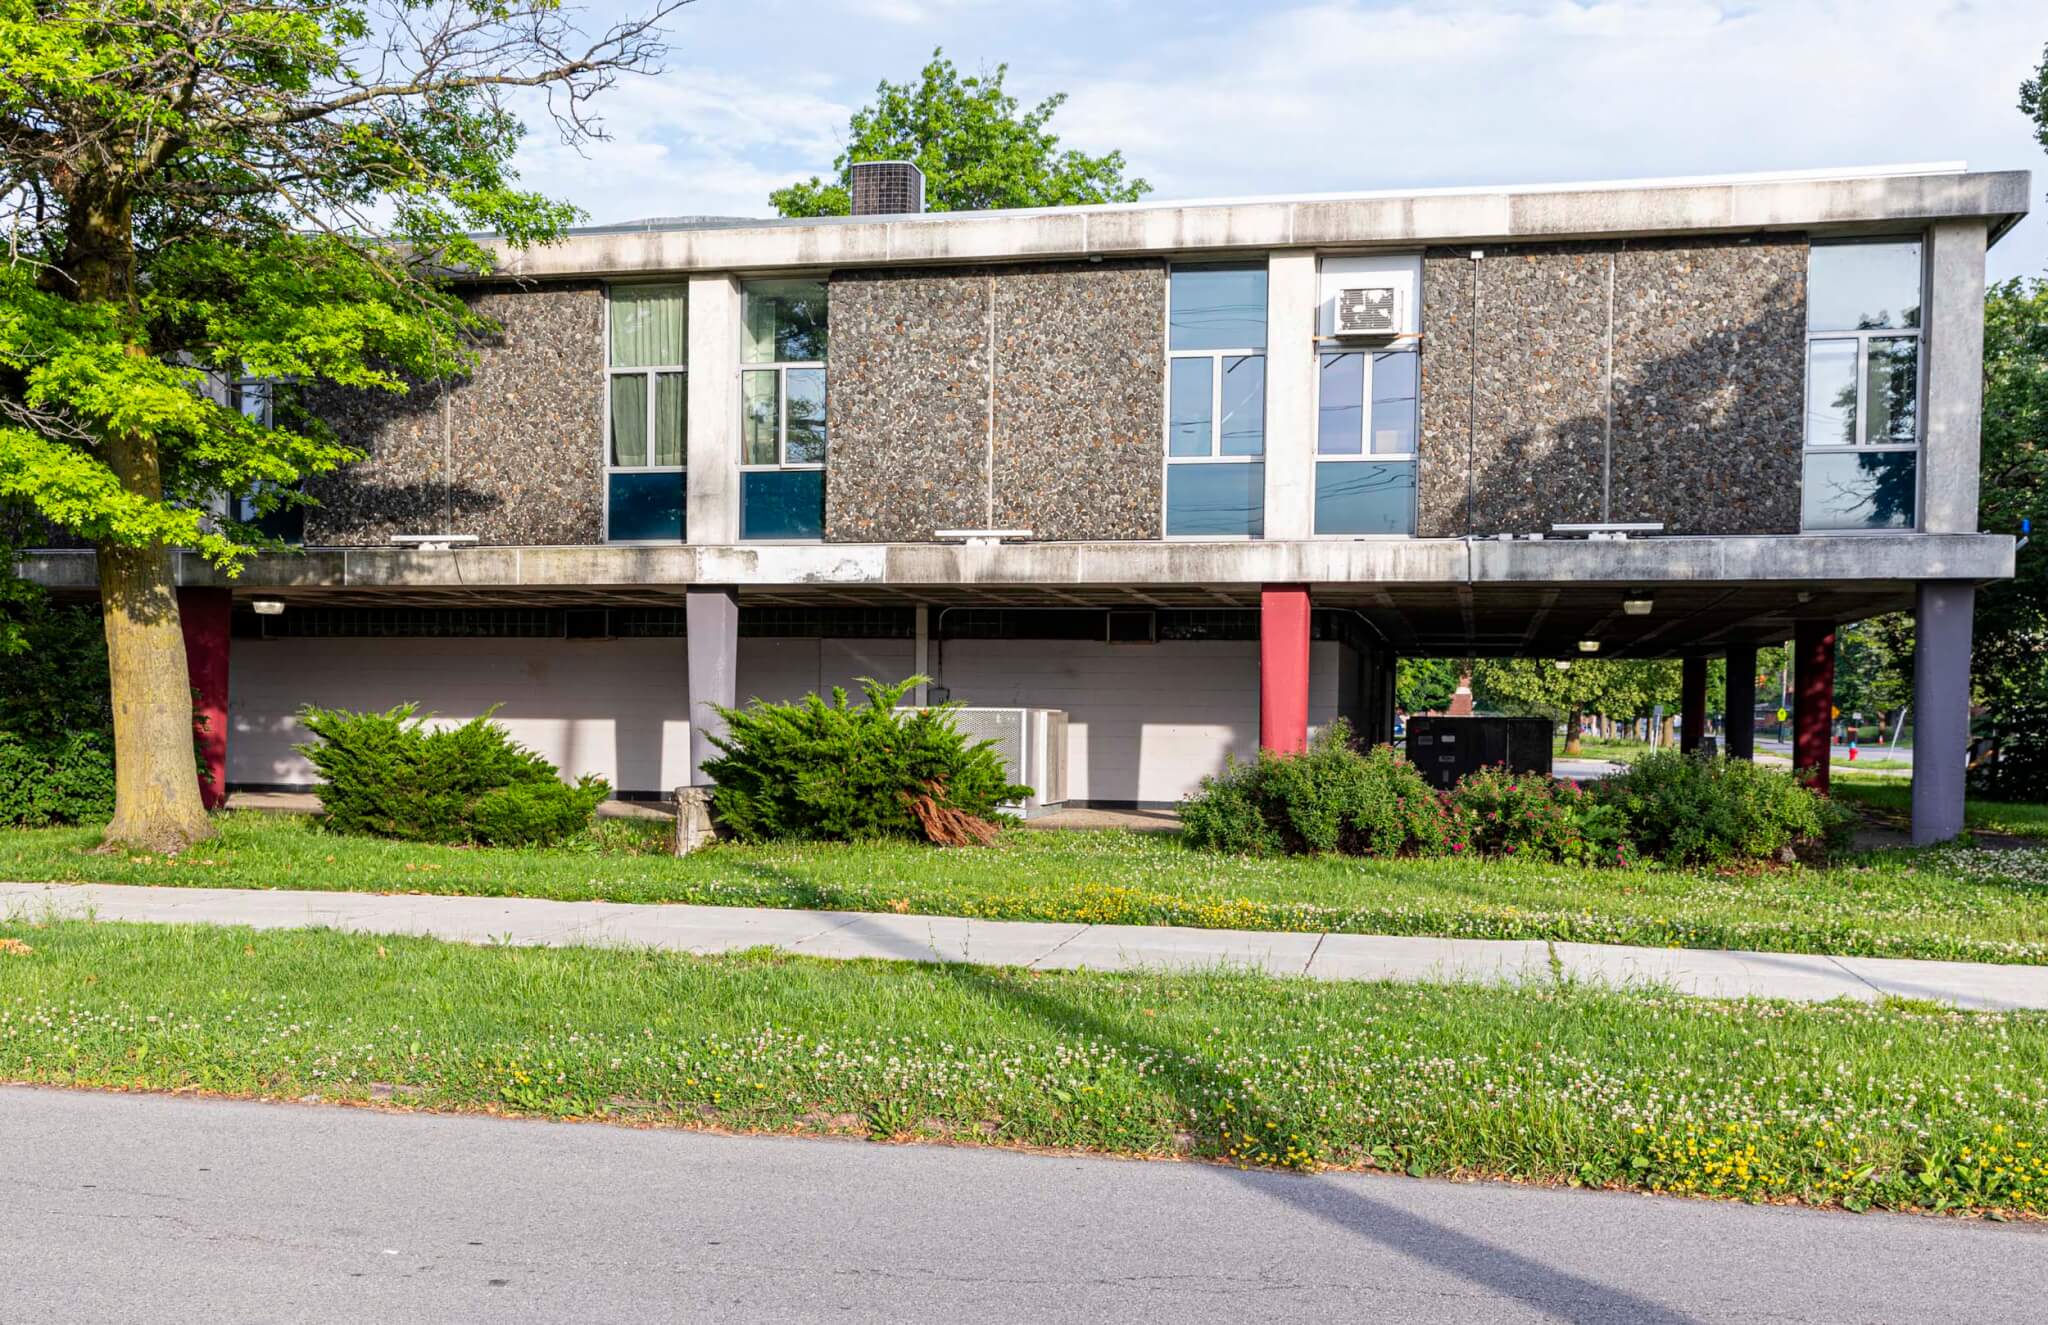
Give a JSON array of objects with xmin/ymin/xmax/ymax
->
[{"xmin": 1442, "ymin": 765, "xmax": 1630, "ymax": 867}]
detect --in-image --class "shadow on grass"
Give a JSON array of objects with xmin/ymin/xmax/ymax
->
[{"xmin": 818, "ymin": 908, "xmax": 1706, "ymax": 1325}]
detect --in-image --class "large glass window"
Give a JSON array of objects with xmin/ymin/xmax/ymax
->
[
  {"xmin": 1166, "ymin": 263, "xmax": 1266, "ymax": 537},
  {"xmin": 229, "ymin": 377, "xmax": 304, "ymax": 543},
  {"xmin": 1314, "ymin": 349, "xmax": 1417, "ymax": 534},
  {"xmin": 1802, "ymin": 240, "xmax": 1921, "ymax": 530},
  {"xmin": 741, "ymin": 278, "xmax": 828, "ymax": 540},
  {"xmin": 606, "ymin": 284, "xmax": 687, "ymax": 541}
]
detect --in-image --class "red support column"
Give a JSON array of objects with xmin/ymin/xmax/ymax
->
[
  {"xmin": 177, "ymin": 587, "xmax": 233, "ymax": 810},
  {"xmin": 1259, "ymin": 584, "xmax": 1311, "ymax": 755},
  {"xmin": 1679, "ymin": 655, "xmax": 1708, "ymax": 754},
  {"xmin": 1792, "ymin": 620, "xmax": 1836, "ymax": 792}
]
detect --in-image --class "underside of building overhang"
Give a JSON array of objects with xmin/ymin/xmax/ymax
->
[{"xmin": 20, "ymin": 531, "xmax": 2012, "ymax": 659}]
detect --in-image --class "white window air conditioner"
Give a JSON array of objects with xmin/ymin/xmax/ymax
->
[
  {"xmin": 901, "ymin": 706, "xmax": 1070, "ymax": 816},
  {"xmin": 1334, "ymin": 285, "xmax": 1400, "ymax": 338}
]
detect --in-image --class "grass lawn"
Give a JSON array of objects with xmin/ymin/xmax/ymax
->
[
  {"xmin": 5, "ymin": 811, "xmax": 2048, "ymax": 964},
  {"xmin": 1553, "ymin": 737, "xmax": 1653, "ymax": 763},
  {"xmin": 0, "ymin": 918, "xmax": 2040, "ymax": 1216},
  {"xmin": 1832, "ymin": 777, "xmax": 2048, "ymax": 840}
]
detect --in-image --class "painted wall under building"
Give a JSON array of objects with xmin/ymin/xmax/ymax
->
[
  {"xmin": 227, "ymin": 635, "xmax": 915, "ymax": 793},
  {"xmin": 827, "ymin": 261, "xmax": 1167, "ymax": 542},
  {"xmin": 1416, "ymin": 236, "xmax": 1806, "ymax": 537},
  {"xmin": 226, "ymin": 634, "xmax": 1346, "ymax": 803},
  {"xmin": 934, "ymin": 639, "xmax": 1341, "ymax": 805},
  {"xmin": 303, "ymin": 282, "xmax": 609, "ymax": 546}
]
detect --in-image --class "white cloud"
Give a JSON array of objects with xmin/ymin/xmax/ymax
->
[
  {"xmin": 495, "ymin": 1, "xmax": 2048, "ymax": 274},
  {"xmin": 1046, "ymin": 1, "xmax": 2047, "ymax": 275},
  {"xmin": 507, "ymin": 68, "xmax": 854, "ymax": 221}
]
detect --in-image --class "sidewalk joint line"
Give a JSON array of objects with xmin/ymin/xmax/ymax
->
[
  {"xmin": 1303, "ymin": 931, "xmax": 1328, "ymax": 975},
  {"xmin": 1821, "ymin": 952, "xmax": 1886, "ymax": 998},
  {"xmin": 1028, "ymin": 924, "xmax": 1093, "ymax": 969}
]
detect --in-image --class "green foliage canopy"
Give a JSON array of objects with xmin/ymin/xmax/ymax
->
[
  {"xmin": 0, "ymin": 0, "xmax": 681, "ymax": 565},
  {"xmin": 770, "ymin": 50, "xmax": 1148, "ymax": 218}
]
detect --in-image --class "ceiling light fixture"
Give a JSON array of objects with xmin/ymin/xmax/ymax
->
[
  {"xmin": 1621, "ymin": 597, "xmax": 1653, "ymax": 616},
  {"xmin": 1578, "ymin": 639, "xmax": 1601, "ymax": 654},
  {"xmin": 251, "ymin": 600, "xmax": 285, "ymax": 616},
  {"xmin": 1554, "ymin": 659, "xmax": 1573, "ymax": 671}
]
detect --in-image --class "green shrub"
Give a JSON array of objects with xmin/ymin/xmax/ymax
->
[
  {"xmin": 295, "ymin": 703, "xmax": 607, "ymax": 847},
  {"xmin": 701, "ymin": 676, "xmax": 1031, "ymax": 843},
  {"xmin": 1446, "ymin": 765, "xmax": 1629, "ymax": 866},
  {"xmin": 1597, "ymin": 750, "xmax": 1851, "ymax": 866},
  {"xmin": 0, "ymin": 730, "xmax": 115, "ymax": 826},
  {"xmin": 1180, "ymin": 723, "xmax": 1451, "ymax": 857}
]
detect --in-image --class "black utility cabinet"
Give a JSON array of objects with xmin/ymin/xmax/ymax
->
[{"xmin": 1404, "ymin": 717, "xmax": 1554, "ymax": 789}]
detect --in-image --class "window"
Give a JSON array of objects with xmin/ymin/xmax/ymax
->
[
  {"xmin": 1802, "ymin": 240, "xmax": 1921, "ymax": 531},
  {"xmin": 606, "ymin": 283, "xmax": 687, "ymax": 541},
  {"xmin": 741, "ymin": 278, "xmax": 828, "ymax": 540},
  {"xmin": 1314, "ymin": 348, "xmax": 1417, "ymax": 535},
  {"xmin": 1166, "ymin": 263, "xmax": 1266, "ymax": 537},
  {"xmin": 228, "ymin": 377, "xmax": 303, "ymax": 543}
]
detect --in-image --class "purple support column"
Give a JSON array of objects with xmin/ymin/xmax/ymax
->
[
  {"xmin": 686, "ymin": 586, "xmax": 739, "ymax": 786},
  {"xmin": 1912, "ymin": 583, "xmax": 1975, "ymax": 845}
]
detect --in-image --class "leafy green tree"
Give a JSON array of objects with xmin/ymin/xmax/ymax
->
[
  {"xmin": 0, "ymin": 0, "xmax": 682, "ymax": 852},
  {"xmin": 770, "ymin": 50, "xmax": 1148, "ymax": 217},
  {"xmin": 1395, "ymin": 657, "xmax": 1460, "ymax": 713},
  {"xmin": 1975, "ymin": 276, "xmax": 2048, "ymax": 783},
  {"xmin": 1473, "ymin": 658, "xmax": 1665, "ymax": 756}
]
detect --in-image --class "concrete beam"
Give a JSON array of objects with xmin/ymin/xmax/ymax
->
[
  {"xmin": 1922, "ymin": 221, "xmax": 1988, "ymax": 534},
  {"xmin": 1261, "ymin": 250, "xmax": 1318, "ymax": 541},
  {"xmin": 17, "ymin": 532, "xmax": 2016, "ymax": 595},
  {"xmin": 1680, "ymin": 656, "xmax": 1708, "ymax": 754},
  {"xmin": 686, "ymin": 274, "xmax": 742, "ymax": 544},
  {"xmin": 1793, "ymin": 621, "xmax": 1837, "ymax": 791},
  {"xmin": 1724, "ymin": 644, "xmax": 1757, "ymax": 761},
  {"xmin": 685, "ymin": 586, "xmax": 739, "ymax": 786},
  {"xmin": 1911, "ymin": 583, "xmax": 1974, "ymax": 844},
  {"xmin": 486, "ymin": 169, "xmax": 2031, "ymax": 280}
]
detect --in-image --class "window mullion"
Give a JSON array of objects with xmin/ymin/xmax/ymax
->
[
  {"xmin": 644, "ymin": 369, "xmax": 658, "ymax": 467},
  {"xmin": 778, "ymin": 365, "xmax": 790, "ymax": 466},
  {"xmin": 1210, "ymin": 351, "xmax": 1223, "ymax": 457}
]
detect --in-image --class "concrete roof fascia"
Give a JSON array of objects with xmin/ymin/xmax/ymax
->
[{"xmin": 482, "ymin": 168, "xmax": 2032, "ymax": 279}]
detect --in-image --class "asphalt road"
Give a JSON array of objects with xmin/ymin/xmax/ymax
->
[{"xmin": 6, "ymin": 1088, "xmax": 2041, "ymax": 1323}]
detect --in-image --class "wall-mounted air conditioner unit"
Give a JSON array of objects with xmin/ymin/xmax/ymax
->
[
  {"xmin": 904, "ymin": 706, "xmax": 1069, "ymax": 815},
  {"xmin": 1333, "ymin": 285, "xmax": 1400, "ymax": 338}
]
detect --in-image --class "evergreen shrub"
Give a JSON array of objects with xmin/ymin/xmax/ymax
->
[
  {"xmin": 295, "ymin": 703, "xmax": 607, "ymax": 847},
  {"xmin": 701, "ymin": 677, "xmax": 1030, "ymax": 843}
]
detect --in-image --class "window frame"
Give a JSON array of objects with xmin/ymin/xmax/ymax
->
[
  {"xmin": 1311, "ymin": 346, "xmax": 1419, "ymax": 538},
  {"xmin": 224, "ymin": 375, "xmax": 305, "ymax": 542},
  {"xmin": 1800, "ymin": 237, "xmax": 1926, "ymax": 534},
  {"xmin": 1162, "ymin": 261, "xmax": 1268, "ymax": 541},
  {"xmin": 602, "ymin": 282, "xmax": 689, "ymax": 545},
  {"xmin": 738, "ymin": 277, "xmax": 829, "ymax": 543}
]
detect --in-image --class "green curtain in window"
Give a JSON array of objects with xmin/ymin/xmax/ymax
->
[
  {"xmin": 610, "ymin": 285, "xmax": 686, "ymax": 368},
  {"xmin": 741, "ymin": 370, "xmax": 780, "ymax": 465},
  {"xmin": 654, "ymin": 372, "xmax": 686, "ymax": 467},
  {"xmin": 610, "ymin": 375, "xmax": 648, "ymax": 466}
]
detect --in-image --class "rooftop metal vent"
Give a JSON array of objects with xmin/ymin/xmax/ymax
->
[{"xmin": 849, "ymin": 160, "xmax": 925, "ymax": 216}]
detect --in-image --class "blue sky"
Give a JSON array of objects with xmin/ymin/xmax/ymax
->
[{"xmin": 512, "ymin": 0, "xmax": 2048, "ymax": 280}]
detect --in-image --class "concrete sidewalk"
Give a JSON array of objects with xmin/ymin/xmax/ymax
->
[{"xmin": 4, "ymin": 880, "xmax": 2045, "ymax": 1010}]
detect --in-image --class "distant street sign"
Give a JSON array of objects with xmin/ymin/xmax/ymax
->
[{"xmin": 1776, "ymin": 707, "xmax": 1788, "ymax": 722}]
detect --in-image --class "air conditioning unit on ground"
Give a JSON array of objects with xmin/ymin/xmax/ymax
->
[
  {"xmin": 1334, "ymin": 285, "xmax": 1400, "ymax": 338},
  {"xmin": 907, "ymin": 706, "xmax": 1069, "ymax": 816}
]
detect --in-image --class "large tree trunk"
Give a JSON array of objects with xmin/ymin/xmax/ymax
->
[
  {"xmin": 1564, "ymin": 707, "xmax": 1584, "ymax": 757},
  {"xmin": 98, "ymin": 529, "xmax": 211, "ymax": 853},
  {"xmin": 65, "ymin": 182, "xmax": 214, "ymax": 853}
]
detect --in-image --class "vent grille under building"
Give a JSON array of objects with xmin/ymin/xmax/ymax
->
[{"xmin": 849, "ymin": 160, "xmax": 926, "ymax": 216}]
